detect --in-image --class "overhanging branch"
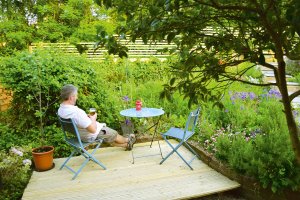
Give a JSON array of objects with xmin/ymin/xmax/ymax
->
[
  {"xmin": 289, "ymin": 90, "xmax": 300, "ymax": 102},
  {"xmin": 221, "ymin": 74, "xmax": 277, "ymax": 87}
]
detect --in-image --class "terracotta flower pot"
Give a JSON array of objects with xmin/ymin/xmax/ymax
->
[{"xmin": 32, "ymin": 146, "xmax": 54, "ymax": 172}]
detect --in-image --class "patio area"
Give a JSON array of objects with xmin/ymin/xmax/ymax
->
[{"xmin": 22, "ymin": 140, "xmax": 240, "ymax": 200}]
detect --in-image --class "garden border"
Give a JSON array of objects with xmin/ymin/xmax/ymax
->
[{"xmin": 187, "ymin": 141, "xmax": 300, "ymax": 200}]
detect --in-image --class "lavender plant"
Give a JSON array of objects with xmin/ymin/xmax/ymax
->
[{"xmin": 199, "ymin": 87, "xmax": 300, "ymax": 192}]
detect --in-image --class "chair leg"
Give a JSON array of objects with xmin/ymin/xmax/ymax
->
[
  {"xmin": 85, "ymin": 152, "xmax": 106, "ymax": 170},
  {"xmin": 61, "ymin": 145, "xmax": 106, "ymax": 180},
  {"xmin": 82, "ymin": 144, "xmax": 107, "ymax": 170},
  {"xmin": 160, "ymin": 138, "xmax": 194, "ymax": 170},
  {"xmin": 71, "ymin": 150, "xmax": 106, "ymax": 180},
  {"xmin": 184, "ymin": 142, "xmax": 199, "ymax": 159},
  {"xmin": 160, "ymin": 138, "xmax": 181, "ymax": 165},
  {"xmin": 173, "ymin": 147, "xmax": 194, "ymax": 170},
  {"xmin": 60, "ymin": 150, "xmax": 76, "ymax": 170},
  {"xmin": 72, "ymin": 157, "xmax": 91, "ymax": 180}
]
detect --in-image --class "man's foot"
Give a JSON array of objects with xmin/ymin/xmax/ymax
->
[{"xmin": 126, "ymin": 134, "xmax": 136, "ymax": 151}]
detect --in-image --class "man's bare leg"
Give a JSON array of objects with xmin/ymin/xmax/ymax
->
[{"xmin": 112, "ymin": 134, "xmax": 135, "ymax": 148}]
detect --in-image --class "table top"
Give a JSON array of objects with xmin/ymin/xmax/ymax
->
[{"xmin": 120, "ymin": 108, "xmax": 165, "ymax": 118}]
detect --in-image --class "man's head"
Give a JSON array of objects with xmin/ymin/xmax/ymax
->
[{"xmin": 60, "ymin": 84, "xmax": 78, "ymax": 105}]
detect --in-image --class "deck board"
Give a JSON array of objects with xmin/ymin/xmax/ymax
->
[{"xmin": 22, "ymin": 140, "xmax": 240, "ymax": 200}]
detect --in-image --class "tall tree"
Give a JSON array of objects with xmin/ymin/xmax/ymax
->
[
  {"xmin": 0, "ymin": 0, "xmax": 115, "ymax": 52},
  {"xmin": 96, "ymin": 0, "xmax": 300, "ymax": 164},
  {"xmin": 0, "ymin": 0, "xmax": 36, "ymax": 54}
]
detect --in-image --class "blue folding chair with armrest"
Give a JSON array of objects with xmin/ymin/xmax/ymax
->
[
  {"xmin": 57, "ymin": 115, "xmax": 106, "ymax": 180},
  {"xmin": 160, "ymin": 108, "xmax": 200, "ymax": 170}
]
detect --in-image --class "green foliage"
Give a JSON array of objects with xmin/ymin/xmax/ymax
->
[
  {"xmin": 89, "ymin": 56, "xmax": 190, "ymax": 129},
  {"xmin": 0, "ymin": 49, "xmax": 108, "ymax": 143},
  {"xmin": 229, "ymin": 62, "xmax": 263, "ymax": 80},
  {"xmin": 96, "ymin": 2, "xmax": 300, "ymax": 177},
  {"xmin": 0, "ymin": 146, "xmax": 32, "ymax": 200},
  {"xmin": 286, "ymin": 58, "xmax": 300, "ymax": 78},
  {"xmin": 199, "ymin": 86, "xmax": 300, "ymax": 192},
  {"xmin": 1, "ymin": 46, "xmax": 300, "ymax": 195},
  {"xmin": 97, "ymin": 0, "xmax": 300, "ymax": 100},
  {"xmin": 0, "ymin": 50, "xmax": 187, "ymax": 145},
  {"xmin": 0, "ymin": 19, "xmax": 34, "ymax": 55},
  {"xmin": 43, "ymin": 125, "xmax": 73, "ymax": 158},
  {"xmin": 0, "ymin": 1, "xmax": 119, "ymax": 55},
  {"xmin": 35, "ymin": 19, "xmax": 68, "ymax": 42},
  {"xmin": 0, "ymin": 122, "xmax": 43, "ymax": 152}
]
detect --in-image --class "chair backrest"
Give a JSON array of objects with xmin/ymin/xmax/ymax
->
[
  {"xmin": 57, "ymin": 115, "xmax": 84, "ymax": 148},
  {"xmin": 183, "ymin": 107, "xmax": 201, "ymax": 139}
]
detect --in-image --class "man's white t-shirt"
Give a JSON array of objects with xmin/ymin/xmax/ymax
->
[{"xmin": 58, "ymin": 104, "xmax": 106, "ymax": 142}]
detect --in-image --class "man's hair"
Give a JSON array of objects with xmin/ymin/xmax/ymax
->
[{"xmin": 60, "ymin": 84, "xmax": 78, "ymax": 101}]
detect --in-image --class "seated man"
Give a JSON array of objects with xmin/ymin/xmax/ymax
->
[{"xmin": 58, "ymin": 84, "xmax": 135, "ymax": 150}]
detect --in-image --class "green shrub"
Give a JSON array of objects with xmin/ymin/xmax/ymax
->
[
  {"xmin": 0, "ymin": 146, "xmax": 32, "ymax": 200},
  {"xmin": 199, "ymin": 86, "xmax": 300, "ymax": 192},
  {"xmin": 0, "ymin": 49, "xmax": 105, "ymax": 131},
  {"xmin": 0, "ymin": 123, "xmax": 39, "ymax": 151},
  {"xmin": 286, "ymin": 58, "xmax": 300, "ymax": 76}
]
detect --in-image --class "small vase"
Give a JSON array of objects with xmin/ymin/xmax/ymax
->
[{"xmin": 32, "ymin": 146, "xmax": 54, "ymax": 172}]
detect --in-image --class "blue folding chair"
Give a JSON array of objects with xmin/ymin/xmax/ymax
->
[
  {"xmin": 57, "ymin": 116, "xmax": 107, "ymax": 180},
  {"xmin": 160, "ymin": 108, "xmax": 200, "ymax": 170}
]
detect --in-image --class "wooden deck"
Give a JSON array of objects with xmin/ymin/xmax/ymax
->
[{"xmin": 22, "ymin": 140, "xmax": 240, "ymax": 200}]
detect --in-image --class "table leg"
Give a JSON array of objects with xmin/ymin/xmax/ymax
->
[
  {"xmin": 127, "ymin": 115, "xmax": 164, "ymax": 164},
  {"xmin": 150, "ymin": 116, "xmax": 163, "ymax": 159}
]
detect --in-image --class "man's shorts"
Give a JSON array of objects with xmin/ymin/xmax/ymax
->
[{"xmin": 96, "ymin": 126, "xmax": 118, "ymax": 143}]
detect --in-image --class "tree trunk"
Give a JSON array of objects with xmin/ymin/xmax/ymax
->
[
  {"xmin": 283, "ymin": 98, "xmax": 300, "ymax": 165},
  {"xmin": 278, "ymin": 59, "xmax": 300, "ymax": 165}
]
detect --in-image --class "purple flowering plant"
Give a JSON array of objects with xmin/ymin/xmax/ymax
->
[
  {"xmin": 122, "ymin": 95, "xmax": 130, "ymax": 107},
  {"xmin": 121, "ymin": 95, "xmax": 132, "ymax": 125},
  {"xmin": 200, "ymin": 88, "xmax": 284, "ymax": 155},
  {"xmin": 202, "ymin": 124, "xmax": 263, "ymax": 155}
]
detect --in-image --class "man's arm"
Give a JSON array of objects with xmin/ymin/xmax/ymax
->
[{"xmin": 86, "ymin": 113, "xmax": 97, "ymax": 133}]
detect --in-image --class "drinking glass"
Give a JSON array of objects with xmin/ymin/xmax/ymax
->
[{"xmin": 89, "ymin": 108, "xmax": 96, "ymax": 115}]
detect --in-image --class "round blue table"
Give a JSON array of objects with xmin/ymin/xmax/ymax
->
[
  {"xmin": 120, "ymin": 108, "xmax": 165, "ymax": 118},
  {"xmin": 120, "ymin": 108, "xmax": 165, "ymax": 163}
]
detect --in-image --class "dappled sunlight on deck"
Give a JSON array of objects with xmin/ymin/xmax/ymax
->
[{"xmin": 22, "ymin": 140, "xmax": 240, "ymax": 200}]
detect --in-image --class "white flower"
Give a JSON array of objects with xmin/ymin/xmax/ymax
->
[
  {"xmin": 23, "ymin": 159, "xmax": 32, "ymax": 166},
  {"xmin": 10, "ymin": 147, "xmax": 23, "ymax": 156}
]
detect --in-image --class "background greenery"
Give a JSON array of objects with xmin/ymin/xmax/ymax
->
[
  {"xmin": 0, "ymin": 0, "xmax": 300, "ymax": 199},
  {"xmin": 0, "ymin": 0, "xmax": 118, "ymax": 56},
  {"xmin": 0, "ymin": 50, "xmax": 300, "ymax": 199}
]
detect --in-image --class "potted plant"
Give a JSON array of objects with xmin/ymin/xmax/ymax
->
[
  {"xmin": 30, "ymin": 57, "xmax": 56, "ymax": 172},
  {"xmin": 32, "ymin": 146, "xmax": 54, "ymax": 172},
  {"xmin": 0, "ymin": 50, "xmax": 59, "ymax": 171}
]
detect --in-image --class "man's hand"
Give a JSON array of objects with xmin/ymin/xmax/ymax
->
[
  {"xmin": 88, "ymin": 112, "xmax": 97, "ymax": 121},
  {"xmin": 87, "ymin": 113, "xmax": 97, "ymax": 133}
]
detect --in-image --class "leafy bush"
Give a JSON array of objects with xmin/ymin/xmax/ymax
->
[
  {"xmin": 0, "ymin": 19, "xmax": 34, "ymax": 56},
  {"xmin": 0, "ymin": 146, "xmax": 32, "ymax": 200},
  {"xmin": 199, "ymin": 86, "xmax": 300, "ymax": 192},
  {"xmin": 0, "ymin": 50, "xmax": 189, "ymax": 146},
  {"xmin": 89, "ymin": 56, "xmax": 190, "ymax": 129},
  {"xmin": 286, "ymin": 57, "xmax": 300, "ymax": 76},
  {"xmin": 0, "ymin": 49, "xmax": 105, "ymax": 133},
  {"xmin": 0, "ymin": 123, "xmax": 39, "ymax": 151}
]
